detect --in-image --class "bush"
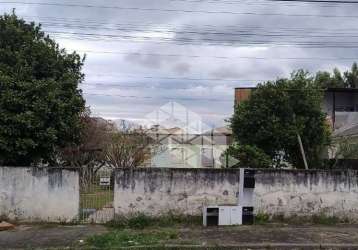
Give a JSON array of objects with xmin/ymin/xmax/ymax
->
[
  {"xmin": 222, "ymin": 143, "xmax": 273, "ymax": 168},
  {"xmin": 107, "ymin": 213, "xmax": 202, "ymax": 229}
]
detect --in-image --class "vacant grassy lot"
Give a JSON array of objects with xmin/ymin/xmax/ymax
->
[
  {"xmin": 80, "ymin": 184, "xmax": 114, "ymax": 210},
  {"xmin": 80, "ymin": 191, "xmax": 113, "ymax": 210}
]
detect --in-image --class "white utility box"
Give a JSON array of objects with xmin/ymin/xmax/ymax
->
[
  {"xmin": 203, "ymin": 168, "xmax": 256, "ymax": 226},
  {"xmin": 203, "ymin": 205, "xmax": 242, "ymax": 226}
]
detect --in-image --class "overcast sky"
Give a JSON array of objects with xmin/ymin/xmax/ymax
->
[{"xmin": 1, "ymin": 0, "xmax": 358, "ymax": 128}]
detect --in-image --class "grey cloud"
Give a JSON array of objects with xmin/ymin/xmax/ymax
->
[
  {"xmin": 2, "ymin": 0, "xmax": 358, "ymax": 126},
  {"xmin": 172, "ymin": 62, "xmax": 191, "ymax": 74},
  {"xmin": 125, "ymin": 53, "xmax": 164, "ymax": 69}
]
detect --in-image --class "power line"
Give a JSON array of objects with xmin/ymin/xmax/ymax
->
[
  {"xmin": 81, "ymin": 82, "xmax": 258, "ymax": 90},
  {"xmin": 171, "ymin": 0, "xmax": 358, "ymax": 4},
  {"xmin": 49, "ymin": 31, "xmax": 358, "ymax": 48},
  {"xmin": 267, "ymin": 0, "xmax": 358, "ymax": 3},
  {"xmin": 84, "ymin": 74, "xmax": 265, "ymax": 82},
  {"xmin": 41, "ymin": 23, "xmax": 358, "ymax": 39},
  {"xmin": 48, "ymin": 30, "xmax": 358, "ymax": 42},
  {"xmin": 84, "ymin": 93, "xmax": 234, "ymax": 102},
  {"xmin": 3, "ymin": 1, "xmax": 358, "ymax": 18},
  {"xmin": 77, "ymin": 50, "xmax": 358, "ymax": 61},
  {"xmin": 24, "ymin": 15, "xmax": 358, "ymax": 32}
]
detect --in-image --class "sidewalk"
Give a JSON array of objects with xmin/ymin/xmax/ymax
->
[{"xmin": 1, "ymin": 223, "xmax": 358, "ymax": 249}]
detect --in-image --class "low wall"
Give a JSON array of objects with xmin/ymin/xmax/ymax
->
[
  {"xmin": 254, "ymin": 169, "xmax": 358, "ymax": 220},
  {"xmin": 0, "ymin": 167, "xmax": 79, "ymax": 222},
  {"xmin": 114, "ymin": 168, "xmax": 358, "ymax": 220},
  {"xmin": 114, "ymin": 168, "xmax": 240, "ymax": 216}
]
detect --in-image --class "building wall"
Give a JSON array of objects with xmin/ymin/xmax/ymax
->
[
  {"xmin": 234, "ymin": 88, "xmax": 253, "ymax": 106},
  {"xmin": 323, "ymin": 91, "xmax": 358, "ymax": 129},
  {"xmin": 114, "ymin": 168, "xmax": 358, "ymax": 220},
  {"xmin": 0, "ymin": 167, "xmax": 79, "ymax": 222}
]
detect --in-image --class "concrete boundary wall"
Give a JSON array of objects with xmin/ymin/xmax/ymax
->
[
  {"xmin": 0, "ymin": 167, "xmax": 79, "ymax": 222},
  {"xmin": 114, "ymin": 168, "xmax": 240, "ymax": 216},
  {"xmin": 254, "ymin": 169, "xmax": 358, "ymax": 220},
  {"xmin": 114, "ymin": 168, "xmax": 358, "ymax": 220}
]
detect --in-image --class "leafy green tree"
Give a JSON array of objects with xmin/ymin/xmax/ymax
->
[
  {"xmin": 222, "ymin": 143, "xmax": 272, "ymax": 168},
  {"xmin": 231, "ymin": 70, "xmax": 331, "ymax": 168},
  {"xmin": 315, "ymin": 62, "xmax": 358, "ymax": 89},
  {"xmin": 344, "ymin": 62, "xmax": 358, "ymax": 88},
  {"xmin": 315, "ymin": 68, "xmax": 345, "ymax": 88},
  {"xmin": 0, "ymin": 12, "xmax": 86, "ymax": 166}
]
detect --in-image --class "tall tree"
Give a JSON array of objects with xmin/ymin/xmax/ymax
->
[
  {"xmin": 315, "ymin": 62, "xmax": 358, "ymax": 89},
  {"xmin": 344, "ymin": 62, "xmax": 358, "ymax": 88},
  {"xmin": 105, "ymin": 129, "xmax": 155, "ymax": 169},
  {"xmin": 57, "ymin": 110, "xmax": 115, "ymax": 187},
  {"xmin": 315, "ymin": 68, "xmax": 345, "ymax": 88},
  {"xmin": 0, "ymin": 13, "xmax": 86, "ymax": 166},
  {"xmin": 231, "ymin": 70, "xmax": 331, "ymax": 168}
]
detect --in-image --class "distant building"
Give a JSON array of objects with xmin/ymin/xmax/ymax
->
[
  {"xmin": 323, "ymin": 88, "xmax": 358, "ymax": 130},
  {"xmin": 144, "ymin": 126, "xmax": 232, "ymax": 168},
  {"xmin": 234, "ymin": 87, "xmax": 358, "ymax": 131}
]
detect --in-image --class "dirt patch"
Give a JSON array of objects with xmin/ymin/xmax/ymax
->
[
  {"xmin": 3, "ymin": 224, "xmax": 358, "ymax": 249},
  {"xmin": 0, "ymin": 224, "xmax": 107, "ymax": 249},
  {"xmin": 178, "ymin": 224, "xmax": 358, "ymax": 247}
]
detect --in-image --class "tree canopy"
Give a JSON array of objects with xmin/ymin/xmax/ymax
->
[
  {"xmin": 231, "ymin": 70, "xmax": 331, "ymax": 168},
  {"xmin": 315, "ymin": 62, "xmax": 358, "ymax": 88},
  {"xmin": 0, "ymin": 13, "xmax": 86, "ymax": 166}
]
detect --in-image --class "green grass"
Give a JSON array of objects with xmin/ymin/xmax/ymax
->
[
  {"xmin": 80, "ymin": 191, "xmax": 113, "ymax": 210},
  {"xmin": 255, "ymin": 213, "xmax": 349, "ymax": 225},
  {"xmin": 86, "ymin": 229, "xmax": 178, "ymax": 249},
  {"xmin": 255, "ymin": 213, "xmax": 270, "ymax": 225},
  {"xmin": 106, "ymin": 213, "xmax": 202, "ymax": 229}
]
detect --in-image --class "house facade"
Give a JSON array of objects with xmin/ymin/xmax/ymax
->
[{"xmin": 144, "ymin": 126, "xmax": 232, "ymax": 168}]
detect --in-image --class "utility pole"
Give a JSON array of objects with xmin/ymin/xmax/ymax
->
[
  {"xmin": 293, "ymin": 113, "xmax": 309, "ymax": 170},
  {"xmin": 297, "ymin": 132, "xmax": 309, "ymax": 170}
]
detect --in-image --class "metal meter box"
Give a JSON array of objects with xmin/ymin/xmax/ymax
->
[
  {"xmin": 203, "ymin": 207, "xmax": 219, "ymax": 226},
  {"xmin": 203, "ymin": 168, "xmax": 256, "ymax": 226},
  {"xmin": 242, "ymin": 206, "xmax": 254, "ymax": 225},
  {"xmin": 243, "ymin": 169, "xmax": 255, "ymax": 188},
  {"xmin": 203, "ymin": 206, "xmax": 242, "ymax": 226}
]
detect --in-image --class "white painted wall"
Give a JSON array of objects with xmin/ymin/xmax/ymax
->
[
  {"xmin": 254, "ymin": 170, "xmax": 358, "ymax": 220},
  {"xmin": 114, "ymin": 169, "xmax": 358, "ymax": 221},
  {"xmin": 114, "ymin": 168, "xmax": 240, "ymax": 216},
  {"xmin": 0, "ymin": 167, "xmax": 79, "ymax": 222}
]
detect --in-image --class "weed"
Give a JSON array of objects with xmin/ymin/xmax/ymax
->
[
  {"xmin": 255, "ymin": 213, "xmax": 270, "ymax": 224},
  {"xmin": 311, "ymin": 214, "xmax": 340, "ymax": 225},
  {"xmin": 107, "ymin": 213, "xmax": 202, "ymax": 229},
  {"xmin": 266, "ymin": 213, "xmax": 348, "ymax": 225},
  {"xmin": 86, "ymin": 229, "xmax": 178, "ymax": 248}
]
